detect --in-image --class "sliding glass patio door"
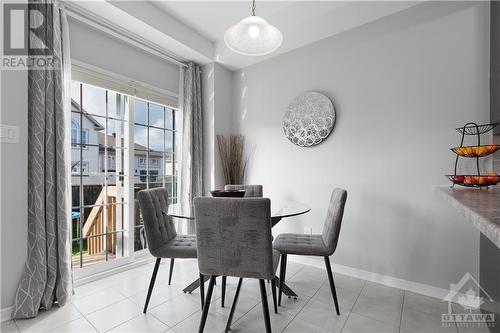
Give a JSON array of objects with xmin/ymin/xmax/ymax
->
[{"xmin": 70, "ymin": 80, "xmax": 178, "ymax": 276}]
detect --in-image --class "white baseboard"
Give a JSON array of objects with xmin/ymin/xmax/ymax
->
[
  {"xmin": 288, "ymin": 256, "xmax": 451, "ymax": 300},
  {"xmin": 1, "ymin": 306, "xmax": 13, "ymax": 323}
]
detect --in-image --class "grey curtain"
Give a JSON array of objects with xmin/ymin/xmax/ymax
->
[
  {"xmin": 180, "ymin": 63, "xmax": 203, "ymax": 233},
  {"xmin": 12, "ymin": 0, "xmax": 72, "ymax": 319}
]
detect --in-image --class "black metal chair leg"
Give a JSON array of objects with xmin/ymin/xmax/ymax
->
[
  {"xmin": 278, "ymin": 253, "xmax": 287, "ymax": 306},
  {"xmin": 143, "ymin": 258, "xmax": 161, "ymax": 313},
  {"xmin": 168, "ymin": 258, "xmax": 174, "ymax": 285},
  {"xmin": 259, "ymin": 279, "xmax": 272, "ymax": 333},
  {"xmin": 221, "ymin": 276, "xmax": 227, "ymax": 307},
  {"xmin": 198, "ymin": 276, "xmax": 216, "ymax": 333},
  {"xmin": 271, "ymin": 278, "xmax": 278, "ymax": 314},
  {"xmin": 199, "ymin": 273, "xmax": 205, "ymax": 309},
  {"xmin": 224, "ymin": 278, "xmax": 243, "ymax": 333},
  {"xmin": 324, "ymin": 256, "xmax": 340, "ymax": 315}
]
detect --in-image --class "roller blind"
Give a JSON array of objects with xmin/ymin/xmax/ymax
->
[{"xmin": 68, "ymin": 18, "xmax": 180, "ymax": 108}]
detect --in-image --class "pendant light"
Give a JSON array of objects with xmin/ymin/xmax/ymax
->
[{"xmin": 224, "ymin": 0, "xmax": 283, "ymax": 56}]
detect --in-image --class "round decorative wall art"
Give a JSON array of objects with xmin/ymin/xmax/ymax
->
[{"xmin": 283, "ymin": 92, "xmax": 336, "ymax": 147}]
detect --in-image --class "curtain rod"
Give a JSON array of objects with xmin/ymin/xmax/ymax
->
[{"xmin": 63, "ymin": 2, "xmax": 188, "ymax": 69}]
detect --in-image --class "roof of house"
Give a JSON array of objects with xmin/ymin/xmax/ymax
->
[{"xmin": 71, "ymin": 99, "xmax": 105, "ymax": 131}]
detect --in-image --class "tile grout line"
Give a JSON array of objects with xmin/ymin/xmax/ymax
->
[
  {"xmin": 71, "ymin": 302, "xmax": 100, "ymax": 333},
  {"xmin": 280, "ymin": 278, "xmax": 326, "ymax": 332},
  {"xmin": 13, "ymin": 319, "xmax": 21, "ymax": 333},
  {"xmin": 338, "ymin": 279, "xmax": 367, "ymax": 333},
  {"xmin": 229, "ymin": 265, "xmax": 307, "ymax": 331},
  {"xmin": 398, "ymin": 290, "xmax": 406, "ymax": 333}
]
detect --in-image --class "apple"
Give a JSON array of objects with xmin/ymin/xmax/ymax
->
[
  {"xmin": 485, "ymin": 173, "xmax": 500, "ymax": 184},
  {"xmin": 464, "ymin": 176, "xmax": 476, "ymax": 185},
  {"xmin": 454, "ymin": 175, "xmax": 465, "ymax": 183},
  {"xmin": 476, "ymin": 177, "xmax": 486, "ymax": 185}
]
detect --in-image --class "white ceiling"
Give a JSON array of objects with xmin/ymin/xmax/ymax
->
[
  {"xmin": 152, "ymin": 1, "xmax": 420, "ymax": 70},
  {"xmin": 69, "ymin": 1, "xmax": 421, "ymax": 70},
  {"xmin": 152, "ymin": 1, "xmax": 306, "ymax": 42}
]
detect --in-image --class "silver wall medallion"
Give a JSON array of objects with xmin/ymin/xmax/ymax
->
[{"xmin": 283, "ymin": 92, "xmax": 336, "ymax": 147}]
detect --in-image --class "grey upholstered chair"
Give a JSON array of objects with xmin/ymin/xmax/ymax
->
[
  {"xmin": 224, "ymin": 184, "xmax": 263, "ymax": 197},
  {"xmin": 273, "ymin": 188, "xmax": 347, "ymax": 315},
  {"xmin": 194, "ymin": 197, "xmax": 280, "ymax": 333},
  {"xmin": 138, "ymin": 188, "xmax": 202, "ymax": 313},
  {"xmin": 219, "ymin": 184, "xmax": 263, "ymax": 307}
]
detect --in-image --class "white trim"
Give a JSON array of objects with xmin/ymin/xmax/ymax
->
[
  {"xmin": 63, "ymin": 1, "xmax": 187, "ymax": 69},
  {"xmin": 1, "ymin": 306, "xmax": 13, "ymax": 323},
  {"xmin": 71, "ymin": 60, "xmax": 179, "ymax": 108},
  {"xmin": 73, "ymin": 255, "xmax": 155, "ymax": 287},
  {"xmin": 288, "ymin": 256, "xmax": 453, "ymax": 300}
]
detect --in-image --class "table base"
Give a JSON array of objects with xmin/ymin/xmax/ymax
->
[{"xmin": 182, "ymin": 275, "xmax": 298, "ymax": 299}]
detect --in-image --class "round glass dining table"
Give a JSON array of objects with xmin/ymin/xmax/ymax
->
[
  {"xmin": 163, "ymin": 201, "xmax": 310, "ymax": 226},
  {"xmin": 161, "ymin": 200, "xmax": 311, "ymax": 298}
]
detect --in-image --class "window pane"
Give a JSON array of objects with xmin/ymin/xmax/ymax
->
[
  {"xmin": 165, "ymin": 130, "xmax": 173, "ymax": 154},
  {"xmin": 82, "ymin": 84, "xmax": 106, "ymax": 117},
  {"xmin": 70, "ymin": 112, "xmax": 107, "ymax": 149},
  {"xmin": 134, "ymin": 100, "xmax": 148, "ymax": 125},
  {"xmin": 83, "ymin": 182, "xmax": 106, "ymax": 206},
  {"xmin": 164, "ymin": 159, "xmax": 174, "ymax": 176},
  {"xmin": 134, "ymin": 125, "xmax": 148, "ymax": 150},
  {"xmin": 149, "ymin": 127, "xmax": 164, "ymax": 152},
  {"xmin": 134, "ymin": 151, "xmax": 148, "ymax": 184},
  {"xmin": 108, "ymin": 118, "xmax": 125, "ymax": 146},
  {"xmin": 149, "ymin": 103, "xmax": 164, "ymax": 128},
  {"xmin": 165, "ymin": 108, "xmax": 174, "ymax": 130},
  {"xmin": 108, "ymin": 91, "xmax": 117, "ymax": 119},
  {"xmin": 105, "ymin": 148, "xmax": 126, "ymax": 175},
  {"xmin": 106, "ymin": 204, "xmax": 125, "ymax": 257},
  {"xmin": 134, "ymin": 199, "xmax": 147, "ymax": 251}
]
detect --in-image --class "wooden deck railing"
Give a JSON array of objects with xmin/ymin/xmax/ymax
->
[{"xmin": 82, "ymin": 186, "xmax": 123, "ymax": 255}]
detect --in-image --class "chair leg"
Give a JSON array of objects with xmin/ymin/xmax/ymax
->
[
  {"xmin": 324, "ymin": 256, "xmax": 340, "ymax": 315},
  {"xmin": 143, "ymin": 258, "xmax": 161, "ymax": 313},
  {"xmin": 168, "ymin": 258, "xmax": 175, "ymax": 285},
  {"xmin": 278, "ymin": 253, "xmax": 287, "ymax": 306},
  {"xmin": 271, "ymin": 278, "xmax": 278, "ymax": 314},
  {"xmin": 221, "ymin": 276, "xmax": 227, "ymax": 307},
  {"xmin": 224, "ymin": 278, "xmax": 243, "ymax": 333},
  {"xmin": 198, "ymin": 276, "xmax": 216, "ymax": 333},
  {"xmin": 259, "ymin": 279, "xmax": 272, "ymax": 333},
  {"xmin": 199, "ymin": 273, "xmax": 205, "ymax": 309}
]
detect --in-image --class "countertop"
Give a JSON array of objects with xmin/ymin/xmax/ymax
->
[{"xmin": 437, "ymin": 186, "xmax": 500, "ymax": 248}]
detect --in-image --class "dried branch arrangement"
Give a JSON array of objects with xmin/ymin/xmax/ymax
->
[{"xmin": 216, "ymin": 134, "xmax": 250, "ymax": 185}]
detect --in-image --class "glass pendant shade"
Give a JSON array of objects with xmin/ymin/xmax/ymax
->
[{"xmin": 224, "ymin": 15, "xmax": 283, "ymax": 56}]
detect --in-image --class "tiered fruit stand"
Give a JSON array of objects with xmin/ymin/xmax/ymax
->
[{"xmin": 446, "ymin": 122, "xmax": 500, "ymax": 188}]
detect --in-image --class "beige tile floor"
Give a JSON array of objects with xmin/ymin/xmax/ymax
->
[{"xmin": 2, "ymin": 260, "xmax": 486, "ymax": 333}]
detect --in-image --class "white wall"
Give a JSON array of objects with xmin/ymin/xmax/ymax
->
[
  {"xmin": 0, "ymin": 70, "xmax": 28, "ymax": 310},
  {"xmin": 232, "ymin": 1, "xmax": 490, "ymax": 290}
]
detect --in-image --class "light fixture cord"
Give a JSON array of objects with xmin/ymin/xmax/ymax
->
[{"xmin": 252, "ymin": 0, "xmax": 256, "ymax": 16}]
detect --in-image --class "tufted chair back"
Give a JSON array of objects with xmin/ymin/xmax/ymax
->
[
  {"xmin": 321, "ymin": 188, "xmax": 348, "ymax": 255},
  {"xmin": 194, "ymin": 197, "xmax": 275, "ymax": 280},
  {"xmin": 224, "ymin": 184, "xmax": 263, "ymax": 197},
  {"xmin": 138, "ymin": 188, "xmax": 177, "ymax": 257}
]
